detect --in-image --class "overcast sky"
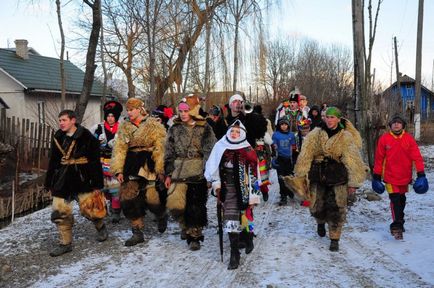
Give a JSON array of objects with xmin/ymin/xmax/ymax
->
[{"xmin": 1, "ymin": 0, "xmax": 433, "ymax": 88}]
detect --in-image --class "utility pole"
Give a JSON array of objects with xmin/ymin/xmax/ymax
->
[
  {"xmin": 352, "ymin": 0, "xmax": 365, "ymax": 130},
  {"xmin": 414, "ymin": 0, "xmax": 424, "ymax": 141},
  {"xmin": 394, "ymin": 37, "xmax": 402, "ymax": 111}
]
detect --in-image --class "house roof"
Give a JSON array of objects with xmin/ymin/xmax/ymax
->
[
  {"xmin": 383, "ymin": 74, "xmax": 434, "ymax": 97},
  {"xmin": 0, "ymin": 48, "xmax": 106, "ymax": 97}
]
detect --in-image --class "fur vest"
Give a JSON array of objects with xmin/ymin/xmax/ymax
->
[
  {"xmin": 45, "ymin": 125, "xmax": 104, "ymax": 199},
  {"xmin": 111, "ymin": 116, "xmax": 166, "ymax": 179},
  {"xmin": 164, "ymin": 119, "xmax": 215, "ymax": 181},
  {"xmin": 294, "ymin": 119, "xmax": 368, "ymax": 188}
]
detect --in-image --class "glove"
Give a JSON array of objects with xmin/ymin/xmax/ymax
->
[
  {"xmin": 413, "ymin": 172, "xmax": 428, "ymax": 194},
  {"xmin": 372, "ymin": 174, "xmax": 385, "ymax": 194}
]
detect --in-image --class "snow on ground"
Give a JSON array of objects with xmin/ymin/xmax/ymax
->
[{"xmin": 1, "ymin": 146, "xmax": 434, "ymax": 288}]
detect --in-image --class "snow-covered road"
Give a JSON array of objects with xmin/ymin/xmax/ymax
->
[{"xmin": 1, "ymin": 165, "xmax": 434, "ymax": 287}]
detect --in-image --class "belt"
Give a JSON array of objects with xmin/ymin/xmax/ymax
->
[{"xmin": 61, "ymin": 157, "xmax": 88, "ymax": 165}]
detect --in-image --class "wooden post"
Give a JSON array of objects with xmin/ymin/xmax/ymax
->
[
  {"xmin": 414, "ymin": 0, "xmax": 424, "ymax": 140},
  {"xmin": 11, "ymin": 180, "xmax": 15, "ymax": 222},
  {"xmin": 394, "ymin": 37, "xmax": 402, "ymax": 111}
]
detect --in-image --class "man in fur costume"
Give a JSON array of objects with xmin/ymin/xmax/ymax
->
[
  {"xmin": 225, "ymin": 94, "xmax": 267, "ymax": 148},
  {"xmin": 205, "ymin": 120, "xmax": 260, "ymax": 269},
  {"xmin": 45, "ymin": 110, "xmax": 107, "ymax": 257},
  {"xmin": 164, "ymin": 95, "xmax": 216, "ymax": 251},
  {"xmin": 111, "ymin": 98, "xmax": 167, "ymax": 246},
  {"xmin": 90, "ymin": 100, "xmax": 123, "ymax": 223},
  {"xmin": 291, "ymin": 107, "xmax": 368, "ymax": 251}
]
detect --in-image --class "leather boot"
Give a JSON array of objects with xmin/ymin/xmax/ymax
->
[
  {"xmin": 125, "ymin": 227, "xmax": 144, "ymax": 246},
  {"xmin": 49, "ymin": 243, "xmax": 72, "ymax": 257},
  {"xmin": 96, "ymin": 223, "xmax": 108, "ymax": 242},
  {"xmin": 317, "ymin": 223, "xmax": 326, "ymax": 237},
  {"xmin": 245, "ymin": 232, "xmax": 254, "ymax": 254},
  {"xmin": 157, "ymin": 214, "xmax": 168, "ymax": 233},
  {"xmin": 228, "ymin": 233, "xmax": 240, "ymax": 270},
  {"xmin": 112, "ymin": 209, "xmax": 121, "ymax": 224},
  {"xmin": 329, "ymin": 239, "xmax": 339, "ymax": 252}
]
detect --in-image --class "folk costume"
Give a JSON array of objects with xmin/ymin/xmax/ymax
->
[
  {"xmin": 164, "ymin": 96, "xmax": 216, "ymax": 251},
  {"xmin": 291, "ymin": 107, "xmax": 368, "ymax": 251},
  {"xmin": 90, "ymin": 100, "xmax": 123, "ymax": 223},
  {"xmin": 45, "ymin": 122, "xmax": 107, "ymax": 256},
  {"xmin": 111, "ymin": 98, "xmax": 167, "ymax": 246},
  {"xmin": 205, "ymin": 120, "xmax": 260, "ymax": 269}
]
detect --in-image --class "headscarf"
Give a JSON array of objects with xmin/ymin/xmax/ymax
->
[
  {"xmin": 126, "ymin": 98, "xmax": 147, "ymax": 116},
  {"xmin": 204, "ymin": 120, "xmax": 250, "ymax": 183}
]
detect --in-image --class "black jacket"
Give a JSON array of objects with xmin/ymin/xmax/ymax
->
[{"xmin": 45, "ymin": 125, "xmax": 104, "ymax": 199}]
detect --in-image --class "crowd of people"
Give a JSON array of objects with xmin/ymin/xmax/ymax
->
[{"xmin": 44, "ymin": 90, "xmax": 429, "ymax": 269}]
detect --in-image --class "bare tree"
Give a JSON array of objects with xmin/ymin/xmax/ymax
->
[
  {"xmin": 75, "ymin": 0, "xmax": 102, "ymax": 123},
  {"xmin": 55, "ymin": 0, "xmax": 67, "ymax": 110}
]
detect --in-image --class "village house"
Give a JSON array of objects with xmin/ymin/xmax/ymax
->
[
  {"xmin": 0, "ymin": 39, "xmax": 110, "ymax": 128},
  {"xmin": 383, "ymin": 74, "xmax": 434, "ymax": 121}
]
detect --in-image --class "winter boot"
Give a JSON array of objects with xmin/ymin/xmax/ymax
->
[
  {"xmin": 238, "ymin": 231, "xmax": 246, "ymax": 249},
  {"xmin": 188, "ymin": 240, "xmax": 201, "ymax": 251},
  {"xmin": 391, "ymin": 227, "xmax": 403, "ymax": 240},
  {"xmin": 278, "ymin": 195, "xmax": 288, "ymax": 206},
  {"xmin": 49, "ymin": 243, "xmax": 72, "ymax": 257},
  {"xmin": 111, "ymin": 209, "xmax": 121, "ymax": 224},
  {"xmin": 317, "ymin": 223, "xmax": 326, "ymax": 237},
  {"xmin": 245, "ymin": 232, "xmax": 254, "ymax": 254},
  {"xmin": 329, "ymin": 239, "xmax": 339, "ymax": 252},
  {"xmin": 228, "ymin": 233, "xmax": 240, "ymax": 270},
  {"xmin": 180, "ymin": 229, "xmax": 188, "ymax": 240},
  {"xmin": 157, "ymin": 214, "xmax": 168, "ymax": 233},
  {"xmin": 96, "ymin": 223, "xmax": 108, "ymax": 242},
  {"xmin": 125, "ymin": 227, "xmax": 145, "ymax": 246}
]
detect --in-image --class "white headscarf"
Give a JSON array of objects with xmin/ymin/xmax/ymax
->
[{"xmin": 204, "ymin": 120, "xmax": 250, "ymax": 187}]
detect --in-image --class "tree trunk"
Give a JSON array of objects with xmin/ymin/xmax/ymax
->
[
  {"xmin": 232, "ymin": 16, "xmax": 240, "ymax": 92},
  {"xmin": 56, "ymin": 0, "xmax": 66, "ymax": 111},
  {"xmin": 75, "ymin": 0, "xmax": 102, "ymax": 124}
]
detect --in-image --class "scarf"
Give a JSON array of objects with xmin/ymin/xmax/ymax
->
[
  {"xmin": 205, "ymin": 120, "xmax": 250, "ymax": 183},
  {"xmin": 104, "ymin": 121, "xmax": 119, "ymax": 136}
]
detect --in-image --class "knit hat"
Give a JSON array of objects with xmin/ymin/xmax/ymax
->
[
  {"xmin": 325, "ymin": 107, "xmax": 342, "ymax": 118},
  {"xmin": 126, "ymin": 98, "xmax": 147, "ymax": 115},
  {"xmin": 388, "ymin": 114, "xmax": 407, "ymax": 129},
  {"xmin": 229, "ymin": 94, "xmax": 244, "ymax": 104},
  {"xmin": 209, "ymin": 105, "xmax": 222, "ymax": 116},
  {"xmin": 277, "ymin": 117, "xmax": 290, "ymax": 126}
]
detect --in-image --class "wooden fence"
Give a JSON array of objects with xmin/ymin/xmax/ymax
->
[
  {"xmin": 0, "ymin": 109, "xmax": 54, "ymax": 223},
  {"xmin": 0, "ymin": 108, "xmax": 53, "ymax": 172}
]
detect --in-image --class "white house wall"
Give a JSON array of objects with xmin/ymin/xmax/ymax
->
[{"xmin": 1, "ymin": 70, "xmax": 102, "ymax": 129}]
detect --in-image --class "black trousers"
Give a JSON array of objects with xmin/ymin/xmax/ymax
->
[
  {"xmin": 276, "ymin": 156, "xmax": 293, "ymax": 198},
  {"xmin": 389, "ymin": 193, "xmax": 406, "ymax": 230}
]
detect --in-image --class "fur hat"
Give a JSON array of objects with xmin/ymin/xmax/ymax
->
[
  {"xmin": 103, "ymin": 100, "xmax": 123, "ymax": 122},
  {"xmin": 126, "ymin": 98, "xmax": 147, "ymax": 115},
  {"xmin": 388, "ymin": 114, "xmax": 407, "ymax": 129}
]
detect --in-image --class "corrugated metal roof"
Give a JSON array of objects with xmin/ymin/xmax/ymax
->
[{"xmin": 0, "ymin": 48, "xmax": 105, "ymax": 96}]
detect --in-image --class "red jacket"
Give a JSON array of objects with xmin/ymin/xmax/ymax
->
[{"xmin": 373, "ymin": 131, "xmax": 424, "ymax": 185}]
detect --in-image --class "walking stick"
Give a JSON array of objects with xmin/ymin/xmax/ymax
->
[{"xmin": 217, "ymin": 193, "xmax": 224, "ymax": 262}]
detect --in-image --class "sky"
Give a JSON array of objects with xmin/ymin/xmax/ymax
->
[{"xmin": 1, "ymin": 0, "xmax": 433, "ymax": 88}]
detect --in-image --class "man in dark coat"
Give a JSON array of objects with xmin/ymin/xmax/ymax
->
[{"xmin": 45, "ymin": 110, "xmax": 107, "ymax": 257}]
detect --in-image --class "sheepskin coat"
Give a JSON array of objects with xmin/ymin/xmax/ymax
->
[
  {"xmin": 294, "ymin": 118, "xmax": 368, "ymax": 188},
  {"xmin": 164, "ymin": 118, "xmax": 215, "ymax": 181},
  {"xmin": 111, "ymin": 116, "xmax": 166, "ymax": 178},
  {"xmin": 45, "ymin": 125, "xmax": 104, "ymax": 199}
]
